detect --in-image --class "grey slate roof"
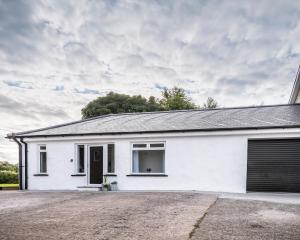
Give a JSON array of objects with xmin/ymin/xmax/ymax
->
[{"xmin": 13, "ymin": 104, "xmax": 300, "ymax": 138}]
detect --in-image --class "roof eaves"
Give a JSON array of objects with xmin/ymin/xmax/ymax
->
[
  {"xmin": 289, "ymin": 65, "xmax": 300, "ymax": 104},
  {"xmin": 13, "ymin": 124, "xmax": 300, "ymax": 138}
]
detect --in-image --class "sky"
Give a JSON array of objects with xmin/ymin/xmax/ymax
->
[{"xmin": 1, "ymin": 0, "xmax": 300, "ymax": 163}]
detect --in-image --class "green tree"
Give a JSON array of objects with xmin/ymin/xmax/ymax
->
[
  {"xmin": 160, "ymin": 87, "xmax": 197, "ymax": 110},
  {"xmin": 81, "ymin": 87, "xmax": 218, "ymax": 119},
  {"xmin": 202, "ymin": 97, "xmax": 218, "ymax": 109},
  {"xmin": 0, "ymin": 161, "xmax": 18, "ymax": 172},
  {"xmin": 0, "ymin": 161, "xmax": 18, "ymax": 184},
  {"xmin": 81, "ymin": 92, "xmax": 163, "ymax": 119}
]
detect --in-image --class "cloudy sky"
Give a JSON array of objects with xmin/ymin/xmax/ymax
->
[{"xmin": 1, "ymin": 0, "xmax": 300, "ymax": 163}]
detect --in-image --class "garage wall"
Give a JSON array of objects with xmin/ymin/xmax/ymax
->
[{"xmin": 25, "ymin": 129, "xmax": 300, "ymax": 193}]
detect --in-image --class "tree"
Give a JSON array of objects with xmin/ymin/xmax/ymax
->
[
  {"xmin": 160, "ymin": 87, "xmax": 197, "ymax": 110},
  {"xmin": 0, "ymin": 161, "xmax": 18, "ymax": 184},
  {"xmin": 81, "ymin": 92, "xmax": 163, "ymax": 119},
  {"xmin": 0, "ymin": 161, "xmax": 18, "ymax": 172},
  {"xmin": 202, "ymin": 97, "xmax": 218, "ymax": 109},
  {"xmin": 81, "ymin": 87, "xmax": 218, "ymax": 119}
]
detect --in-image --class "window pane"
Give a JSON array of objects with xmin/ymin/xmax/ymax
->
[
  {"xmin": 40, "ymin": 146, "xmax": 46, "ymax": 150},
  {"xmin": 107, "ymin": 144, "xmax": 115, "ymax": 173},
  {"xmin": 78, "ymin": 145, "xmax": 85, "ymax": 173},
  {"xmin": 132, "ymin": 150, "xmax": 164, "ymax": 173},
  {"xmin": 40, "ymin": 152, "xmax": 47, "ymax": 173},
  {"xmin": 150, "ymin": 143, "xmax": 164, "ymax": 148},
  {"xmin": 133, "ymin": 144, "xmax": 147, "ymax": 148}
]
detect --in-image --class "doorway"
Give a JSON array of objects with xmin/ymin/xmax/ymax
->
[{"xmin": 88, "ymin": 146, "xmax": 103, "ymax": 184}]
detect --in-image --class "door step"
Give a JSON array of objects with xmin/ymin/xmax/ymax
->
[{"xmin": 77, "ymin": 185, "xmax": 102, "ymax": 191}]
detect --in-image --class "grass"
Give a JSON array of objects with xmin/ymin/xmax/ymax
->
[{"xmin": 0, "ymin": 184, "xmax": 19, "ymax": 188}]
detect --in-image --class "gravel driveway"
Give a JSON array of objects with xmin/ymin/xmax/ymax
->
[{"xmin": 0, "ymin": 191, "xmax": 216, "ymax": 240}]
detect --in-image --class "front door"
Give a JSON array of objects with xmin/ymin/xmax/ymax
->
[{"xmin": 89, "ymin": 146, "xmax": 103, "ymax": 184}]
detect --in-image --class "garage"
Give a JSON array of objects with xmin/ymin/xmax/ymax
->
[{"xmin": 247, "ymin": 139, "xmax": 300, "ymax": 192}]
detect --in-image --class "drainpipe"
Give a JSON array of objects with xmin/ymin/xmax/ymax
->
[
  {"xmin": 20, "ymin": 138, "xmax": 28, "ymax": 190},
  {"xmin": 11, "ymin": 134, "xmax": 23, "ymax": 190}
]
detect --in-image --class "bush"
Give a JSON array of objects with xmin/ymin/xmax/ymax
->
[
  {"xmin": 0, "ymin": 161, "xmax": 18, "ymax": 172},
  {"xmin": 0, "ymin": 170, "xmax": 18, "ymax": 184}
]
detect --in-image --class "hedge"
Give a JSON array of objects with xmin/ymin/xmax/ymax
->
[{"xmin": 0, "ymin": 170, "xmax": 18, "ymax": 184}]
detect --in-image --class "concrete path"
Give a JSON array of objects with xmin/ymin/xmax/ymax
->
[
  {"xmin": 221, "ymin": 192, "xmax": 300, "ymax": 205},
  {"xmin": 190, "ymin": 198, "xmax": 300, "ymax": 240}
]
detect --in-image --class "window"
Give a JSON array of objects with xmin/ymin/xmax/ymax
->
[
  {"xmin": 132, "ymin": 143, "xmax": 147, "ymax": 148},
  {"xmin": 107, "ymin": 144, "xmax": 115, "ymax": 173},
  {"xmin": 132, "ymin": 142, "xmax": 165, "ymax": 174},
  {"xmin": 39, "ymin": 145, "xmax": 47, "ymax": 173},
  {"xmin": 77, "ymin": 145, "xmax": 85, "ymax": 173}
]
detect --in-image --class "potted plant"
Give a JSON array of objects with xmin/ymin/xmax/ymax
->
[{"xmin": 102, "ymin": 176, "xmax": 110, "ymax": 191}]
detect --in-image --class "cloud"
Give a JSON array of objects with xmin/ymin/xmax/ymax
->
[
  {"xmin": 53, "ymin": 85, "xmax": 64, "ymax": 91},
  {"xmin": 1, "ymin": 0, "xmax": 300, "ymax": 162},
  {"xmin": 0, "ymin": 93, "xmax": 23, "ymax": 111},
  {"xmin": 3, "ymin": 80, "xmax": 33, "ymax": 89},
  {"xmin": 74, "ymin": 88, "xmax": 100, "ymax": 95}
]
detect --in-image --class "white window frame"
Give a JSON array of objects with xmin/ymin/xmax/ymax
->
[
  {"xmin": 75, "ymin": 144, "xmax": 86, "ymax": 174},
  {"xmin": 37, "ymin": 144, "xmax": 47, "ymax": 174},
  {"xmin": 107, "ymin": 144, "xmax": 115, "ymax": 174},
  {"xmin": 131, "ymin": 142, "xmax": 165, "ymax": 174}
]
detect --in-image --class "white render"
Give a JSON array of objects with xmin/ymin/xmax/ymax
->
[{"xmin": 19, "ymin": 128, "xmax": 300, "ymax": 193}]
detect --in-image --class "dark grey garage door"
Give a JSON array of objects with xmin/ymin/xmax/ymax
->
[{"xmin": 247, "ymin": 139, "xmax": 300, "ymax": 192}]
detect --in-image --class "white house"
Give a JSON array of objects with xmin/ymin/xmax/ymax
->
[{"xmin": 8, "ymin": 69, "xmax": 300, "ymax": 193}]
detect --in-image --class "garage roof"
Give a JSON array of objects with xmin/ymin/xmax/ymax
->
[{"xmin": 10, "ymin": 104, "xmax": 300, "ymax": 138}]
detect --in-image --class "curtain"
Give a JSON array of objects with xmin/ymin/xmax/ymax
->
[{"xmin": 132, "ymin": 150, "xmax": 139, "ymax": 173}]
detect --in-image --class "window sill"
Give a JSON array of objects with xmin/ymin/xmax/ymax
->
[
  {"xmin": 71, "ymin": 174, "xmax": 86, "ymax": 176},
  {"xmin": 126, "ymin": 174, "xmax": 168, "ymax": 177},
  {"xmin": 33, "ymin": 173, "xmax": 48, "ymax": 176},
  {"xmin": 103, "ymin": 174, "xmax": 117, "ymax": 177}
]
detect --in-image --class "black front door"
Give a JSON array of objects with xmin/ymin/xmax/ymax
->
[{"xmin": 89, "ymin": 146, "xmax": 103, "ymax": 184}]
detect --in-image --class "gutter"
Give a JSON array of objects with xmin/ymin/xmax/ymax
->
[
  {"xmin": 11, "ymin": 134, "xmax": 23, "ymax": 190},
  {"xmin": 19, "ymin": 138, "xmax": 28, "ymax": 190}
]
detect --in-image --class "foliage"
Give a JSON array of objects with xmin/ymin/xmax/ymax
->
[
  {"xmin": 160, "ymin": 87, "xmax": 197, "ymax": 110},
  {"xmin": 81, "ymin": 92, "xmax": 163, "ymax": 119},
  {"xmin": 0, "ymin": 161, "xmax": 18, "ymax": 184},
  {"xmin": 81, "ymin": 87, "xmax": 218, "ymax": 119},
  {"xmin": 202, "ymin": 97, "xmax": 218, "ymax": 109},
  {"xmin": 0, "ymin": 161, "xmax": 18, "ymax": 172},
  {"xmin": 0, "ymin": 170, "xmax": 18, "ymax": 184}
]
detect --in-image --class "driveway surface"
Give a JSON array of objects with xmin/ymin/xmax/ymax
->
[
  {"xmin": 0, "ymin": 191, "xmax": 216, "ymax": 240},
  {"xmin": 0, "ymin": 191, "xmax": 300, "ymax": 240},
  {"xmin": 190, "ymin": 198, "xmax": 300, "ymax": 240}
]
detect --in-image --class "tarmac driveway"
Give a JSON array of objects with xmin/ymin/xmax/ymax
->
[
  {"xmin": 0, "ymin": 191, "xmax": 216, "ymax": 240},
  {"xmin": 0, "ymin": 191, "xmax": 299, "ymax": 240}
]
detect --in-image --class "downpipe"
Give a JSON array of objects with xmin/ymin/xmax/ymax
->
[{"xmin": 20, "ymin": 138, "xmax": 28, "ymax": 190}]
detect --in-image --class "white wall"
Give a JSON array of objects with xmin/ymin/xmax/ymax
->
[
  {"xmin": 27, "ymin": 142, "xmax": 86, "ymax": 190},
  {"xmin": 24, "ymin": 129, "xmax": 300, "ymax": 193}
]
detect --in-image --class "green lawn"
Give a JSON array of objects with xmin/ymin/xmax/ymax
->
[{"xmin": 0, "ymin": 184, "xmax": 19, "ymax": 187}]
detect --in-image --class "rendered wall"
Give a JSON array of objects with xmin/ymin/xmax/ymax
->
[{"xmin": 25, "ymin": 129, "xmax": 300, "ymax": 193}]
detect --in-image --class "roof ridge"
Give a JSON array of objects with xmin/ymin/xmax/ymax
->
[{"xmin": 10, "ymin": 103, "xmax": 300, "ymax": 137}]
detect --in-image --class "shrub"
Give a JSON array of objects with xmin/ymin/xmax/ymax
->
[
  {"xmin": 0, "ymin": 161, "xmax": 18, "ymax": 172},
  {"xmin": 0, "ymin": 170, "xmax": 18, "ymax": 184}
]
